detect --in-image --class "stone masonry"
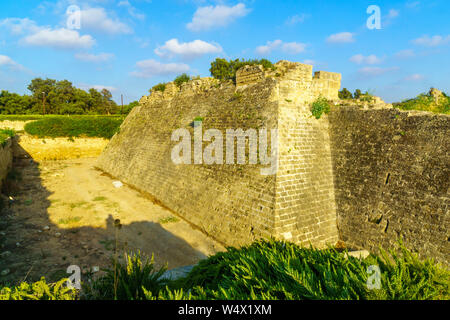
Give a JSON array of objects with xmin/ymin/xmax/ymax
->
[{"xmin": 96, "ymin": 60, "xmax": 449, "ymax": 265}]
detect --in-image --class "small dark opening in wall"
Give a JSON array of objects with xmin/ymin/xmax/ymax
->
[{"xmin": 385, "ymin": 173, "xmax": 391, "ymax": 185}]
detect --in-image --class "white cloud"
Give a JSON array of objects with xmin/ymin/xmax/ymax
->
[
  {"xmin": 388, "ymin": 9, "xmax": 399, "ymax": 18},
  {"xmin": 0, "ymin": 55, "xmax": 24, "ymax": 70},
  {"xmin": 282, "ymin": 42, "xmax": 307, "ymax": 54},
  {"xmin": 79, "ymin": 83, "xmax": 117, "ymax": 92},
  {"xmin": 22, "ymin": 28, "xmax": 95, "ymax": 50},
  {"xmin": 117, "ymin": 0, "xmax": 145, "ymax": 20},
  {"xmin": 0, "ymin": 18, "xmax": 40, "ymax": 35},
  {"xmin": 326, "ymin": 32, "xmax": 355, "ymax": 44},
  {"xmin": 285, "ymin": 14, "xmax": 309, "ymax": 26},
  {"xmin": 75, "ymin": 52, "xmax": 114, "ymax": 62},
  {"xmin": 349, "ymin": 54, "xmax": 383, "ymax": 65},
  {"xmin": 131, "ymin": 59, "xmax": 190, "ymax": 78},
  {"xmin": 406, "ymin": 1, "xmax": 420, "ymax": 9},
  {"xmin": 155, "ymin": 39, "xmax": 222, "ymax": 60},
  {"xmin": 256, "ymin": 40, "xmax": 306, "ymax": 55},
  {"xmin": 256, "ymin": 40, "xmax": 282, "ymax": 55},
  {"xmin": 358, "ymin": 66, "xmax": 399, "ymax": 77},
  {"xmin": 302, "ymin": 59, "xmax": 316, "ymax": 65},
  {"xmin": 412, "ymin": 35, "xmax": 450, "ymax": 47},
  {"xmin": 79, "ymin": 7, "xmax": 133, "ymax": 34},
  {"xmin": 187, "ymin": 3, "xmax": 250, "ymax": 31},
  {"xmin": 403, "ymin": 74, "xmax": 424, "ymax": 81},
  {"xmin": 395, "ymin": 49, "xmax": 415, "ymax": 58}
]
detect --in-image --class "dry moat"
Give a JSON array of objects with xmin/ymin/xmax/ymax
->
[{"xmin": 0, "ymin": 138, "xmax": 223, "ymax": 284}]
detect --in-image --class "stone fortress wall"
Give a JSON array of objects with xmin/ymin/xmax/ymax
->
[{"xmin": 96, "ymin": 60, "xmax": 449, "ymax": 265}]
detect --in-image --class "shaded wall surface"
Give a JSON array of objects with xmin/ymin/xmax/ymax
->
[
  {"xmin": 97, "ymin": 61, "xmax": 342, "ymax": 248},
  {"xmin": 329, "ymin": 106, "xmax": 449, "ymax": 265},
  {"xmin": 0, "ymin": 138, "xmax": 13, "ymax": 190},
  {"xmin": 97, "ymin": 80, "xmax": 280, "ymax": 246}
]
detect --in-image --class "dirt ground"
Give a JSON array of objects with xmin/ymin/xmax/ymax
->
[{"xmin": 0, "ymin": 157, "xmax": 224, "ymax": 285}]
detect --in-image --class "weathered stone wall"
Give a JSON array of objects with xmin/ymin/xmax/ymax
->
[
  {"xmin": 97, "ymin": 60, "xmax": 342, "ymax": 248},
  {"xmin": 329, "ymin": 106, "xmax": 449, "ymax": 265},
  {"xmin": 236, "ymin": 65, "xmax": 265, "ymax": 87},
  {"xmin": 272, "ymin": 62, "xmax": 339, "ymax": 247},
  {"xmin": 97, "ymin": 79, "xmax": 280, "ymax": 246}
]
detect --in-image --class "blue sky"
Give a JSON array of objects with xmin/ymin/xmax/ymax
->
[{"xmin": 0, "ymin": 0, "xmax": 449, "ymax": 104}]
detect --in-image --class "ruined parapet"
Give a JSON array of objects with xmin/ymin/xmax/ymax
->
[
  {"xmin": 180, "ymin": 77, "xmax": 220, "ymax": 95},
  {"xmin": 236, "ymin": 65, "xmax": 265, "ymax": 88},
  {"xmin": 312, "ymin": 71, "xmax": 342, "ymax": 101}
]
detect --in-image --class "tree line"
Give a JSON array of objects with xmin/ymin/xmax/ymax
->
[{"xmin": 0, "ymin": 78, "xmax": 138, "ymax": 115}]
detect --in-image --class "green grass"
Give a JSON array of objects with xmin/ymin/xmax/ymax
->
[
  {"xmin": 0, "ymin": 114, "xmax": 125, "ymax": 121},
  {"xmin": 159, "ymin": 216, "xmax": 180, "ymax": 224},
  {"xmin": 0, "ymin": 128, "xmax": 15, "ymax": 146},
  {"xmin": 394, "ymin": 92, "xmax": 450, "ymax": 114},
  {"xmin": 58, "ymin": 216, "xmax": 82, "ymax": 225},
  {"xmin": 24, "ymin": 116, "xmax": 123, "ymax": 139},
  {"xmin": 93, "ymin": 196, "xmax": 108, "ymax": 202}
]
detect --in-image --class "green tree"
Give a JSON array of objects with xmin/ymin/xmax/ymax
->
[
  {"xmin": 338, "ymin": 88, "xmax": 353, "ymax": 100},
  {"xmin": 209, "ymin": 58, "xmax": 234, "ymax": 81},
  {"xmin": 209, "ymin": 58, "xmax": 275, "ymax": 83},
  {"xmin": 354, "ymin": 89, "xmax": 362, "ymax": 99}
]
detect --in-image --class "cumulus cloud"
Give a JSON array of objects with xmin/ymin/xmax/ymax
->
[
  {"xmin": 117, "ymin": 0, "xmax": 145, "ymax": 20},
  {"xmin": 1, "ymin": 17, "xmax": 96, "ymax": 50},
  {"xmin": 155, "ymin": 39, "xmax": 222, "ymax": 60},
  {"xmin": 358, "ymin": 66, "xmax": 399, "ymax": 77},
  {"xmin": 256, "ymin": 40, "xmax": 306, "ymax": 55},
  {"xmin": 22, "ymin": 28, "xmax": 95, "ymax": 50},
  {"xmin": 75, "ymin": 52, "xmax": 115, "ymax": 62},
  {"xmin": 285, "ymin": 14, "xmax": 309, "ymax": 26},
  {"xmin": 349, "ymin": 54, "xmax": 383, "ymax": 65},
  {"xmin": 403, "ymin": 74, "xmax": 424, "ymax": 81},
  {"xmin": 79, "ymin": 7, "xmax": 133, "ymax": 34},
  {"xmin": 388, "ymin": 9, "xmax": 400, "ymax": 18},
  {"xmin": 326, "ymin": 32, "xmax": 355, "ymax": 44},
  {"xmin": 131, "ymin": 59, "xmax": 190, "ymax": 78},
  {"xmin": 79, "ymin": 83, "xmax": 117, "ymax": 92},
  {"xmin": 395, "ymin": 49, "xmax": 415, "ymax": 58},
  {"xmin": 0, "ymin": 55, "xmax": 24, "ymax": 70},
  {"xmin": 302, "ymin": 59, "xmax": 316, "ymax": 65},
  {"xmin": 412, "ymin": 35, "xmax": 450, "ymax": 47},
  {"xmin": 0, "ymin": 18, "xmax": 40, "ymax": 35},
  {"xmin": 406, "ymin": 1, "xmax": 420, "ymax": 8},
  {"xmin": 187, "ymin": 3, "xmax": 250, "ymax": 31}
]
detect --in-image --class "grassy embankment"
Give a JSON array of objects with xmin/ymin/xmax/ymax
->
[{"xmin": 20, "ymin": 116, "xmax": 124, "ymax": 140}]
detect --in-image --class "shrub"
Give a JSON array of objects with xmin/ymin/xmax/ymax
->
[
  {"xmin": 84, "ymin": 251, "xmax": 167, "ymax": 300},
  {"xmin": 394, "ymin": 92, "xmax": 450, "ymax": 114},
  {"xmin": 151, "ymin": 83, "xmax": 166, "ymax": 93},
  {"xmin": 311, "ymin": 97, "xmax": 331, "ymax": 119},
  {"xmin": 0, "ymin": 128, "xmax": 15, "ymax": 146},
  {"xmin": 209, "ymin": 58, "xmax": 276, "ymax": 83},
  {"xmin": 24, "ymin": 116, "xmax": 123, "ymax": 139},
  {"xmin": 338, "ymin": 88, "xmax": 353, "ymax": 99},
  {"xmin": 174, "ymin": 74, "xmax": 191, "ymax": 88},
  {"xmin": 0, "ymin": 277, "xmax": 78, "ymax": 300},
  {"xmin": 150, "ymin": 239, "xmax": 449, "ymax": 300},
  {"xmin": 4, "ymin": 240, "xmax": 447, "ymax": 300}
]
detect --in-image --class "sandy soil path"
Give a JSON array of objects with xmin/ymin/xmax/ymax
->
[{"xmin": 0, "ymin": 157, "xmax": 224, "ymax": 284}]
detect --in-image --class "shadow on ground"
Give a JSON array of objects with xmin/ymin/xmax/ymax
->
[{"xmin": 0, "ymin": 142, "xmax": 212, "ymax": 285}]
